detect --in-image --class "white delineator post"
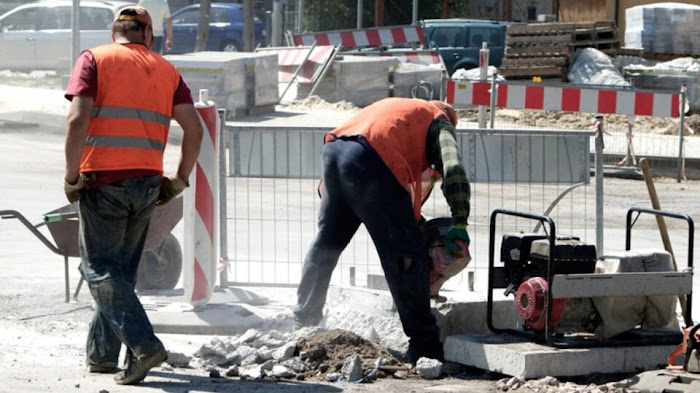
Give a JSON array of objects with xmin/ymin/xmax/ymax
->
[
  {"xmin": 183, "ymin": 89, "xmax": 220, "ymax": 308},
  {"xmin": 478, "ymin": 41, "xmax": 489, "ymax": 129}
]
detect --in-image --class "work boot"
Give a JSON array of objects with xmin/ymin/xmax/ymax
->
[
  {"xmin": 88, "ymin": 362, "xmax": 118, "ymax": 373},
  {"xmin": 114, "ymin": 344, "xmax": 167, "ymax": 385}
]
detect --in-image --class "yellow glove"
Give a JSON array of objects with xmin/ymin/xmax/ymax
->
[
  {"xmin": 63, "ymin": 173, "xmax": 96, "ymax": 203},
  {"xmin": 157, "ymin": 175, "xmax": 188, "ymax": 205}
]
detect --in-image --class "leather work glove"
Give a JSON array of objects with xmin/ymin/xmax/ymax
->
[
  {"xmin": 63, "ymin": 173, "xmax": 96, "ymax": 203},
  {"xmin": 157, "ymin": 175, "xmax": 188, "ymax": 206},
  {"xmin": 445, "ymin": 224, "xmax": 470, "ymax": 254}
]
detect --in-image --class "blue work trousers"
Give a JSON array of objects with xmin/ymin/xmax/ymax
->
[
  {"xmin": 78, "ymin": 175, "xmax": 164, "ymax": 367},
  {"xmin": 294, "ymin": 137, "xmax": 442, "ymax": 355}
]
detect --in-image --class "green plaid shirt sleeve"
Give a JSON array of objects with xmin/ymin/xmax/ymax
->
[{"xmin": 426, "ymin": 119, "xmax": 471, "ymax": 225}]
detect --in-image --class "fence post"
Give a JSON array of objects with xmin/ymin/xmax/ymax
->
[
  {"xmin": 678, "ymin": 85, "xmax": 687, "ymax": 183},
  {"xmin": 218, "ymin": 108, "xmax": 229, "ymax": 288},
  {"xmin": 478, "ymin": 42, "xmax": 489, "ymax": 129},
  {"xmin": 489, "ymin": 74, "xmax": 497, "ymax": 129},
  {"xmin": 595, "ymin": 114, "xmax": 604, "ymax": 257}
]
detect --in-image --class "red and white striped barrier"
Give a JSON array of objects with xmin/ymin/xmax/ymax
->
[
  {"xmin": 183, "ymin": 90, "xmax": 219, "ymax": 307},
  {"xmin": 346, "ymin": 49, "xmax": 441, "ymax": 66},
  {"xmin": 293, "ymin": 25, "xmax": 424, "ymax": 50},
  {"xmin": 446, "ymin": 80, "xmax": 681, "ymax": 118},
  {"xmin": 257, "ymin": 45, "xmax": 335, "ymax": 83}
]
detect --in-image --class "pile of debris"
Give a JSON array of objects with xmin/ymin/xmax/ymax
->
[{"xmin": 164, "ymin": 327, "xmax": 446, "ymax": 383}]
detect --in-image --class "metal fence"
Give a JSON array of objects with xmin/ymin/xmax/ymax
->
[{"xmin": 223, "ymin": 121, "xmax": 595, "ymax": 293}]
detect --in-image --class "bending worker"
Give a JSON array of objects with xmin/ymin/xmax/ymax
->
[
  {"xmin": 63, "ymin": 6, "xmax": 203, "ymax": 385},
  {"xmin": 293, "ymin": 98, "xmax": 471, "ymax": 363}
]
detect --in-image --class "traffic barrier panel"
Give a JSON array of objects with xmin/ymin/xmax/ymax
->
[
  {"xmin": 345, "ymin": 49, "xmax": 441, "ymax": 66},
  {"xmin": 293, "ymin": 25, "xmax": 424, "ymax": 50},
  {"xmin": 256, "ymin": 45, "xmax": 336, "ymax": 83},
  {"xmin": 446, "ymin": 80, "xmax": 681, "ymax": 117},
  {"xmin": 183, "ymin": 90, "xmax": 220, "ymax": 308}
]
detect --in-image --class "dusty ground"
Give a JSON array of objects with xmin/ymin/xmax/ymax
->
[{"xmin": 2, "ymin": 71, "xmax": 698, "ymax": 392}]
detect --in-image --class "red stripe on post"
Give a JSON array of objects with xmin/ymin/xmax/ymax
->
[
  {"xmin": 366, "ymin": 29, "xmax": 381, "ymax": 46},
  {"xmin": 525, "ymin": 85, "xmax": 544, "ymax": 109},
  {"xmin": 634, "ymin": 92, "xmax": 653, "ymax": 116},
  {"xmin": 473, "ymin": 82, "xmax": 491, "ymax": 106},
  {"xmin": 598, "ymin": 90, "xmax": 617, "ymax": 114},
  {"xmin": 191, "ymin": 257, "xmax": 211, "ymax": 301},
  {"xmin": 561, "ymin": 88, "xmax": 580, "ymax": 112},
  {"xmin": 315, "ymin": 33, "xmax": 330, "ymax": 45},
  {"xmin": 391, "ymin": 27, "xmax": 407, "ymax": 45},
  {"xmin": 497, "ymin": 83, "xmax": 508, "ymax": 108},
  {"xmin": 672, "ymin": 94, "xmax": 681, "ymax": 118},
  {"xmin": 340, "ymin": 31, "xmax": 356, "ymax": 48},
  {"xmin": 406, "ymin": 52, "xmax": 419, "ymax": 61},
  {"xmin": 446, "ymin": 80, "xmax": 455, "ymax": 103},
  {"xmin": 195, "ymin": 165, "xmax": 214, "ymax": 240}
]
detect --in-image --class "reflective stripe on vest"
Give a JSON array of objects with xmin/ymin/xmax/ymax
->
[
  {"xmin": 79, "ymin": 43, "xmax": 180, "ymax": 173},
  {"xmin": 91, "ymin": 106, "xmax": 172, "ymax": 127},
  {"xmin": 328, "ymin": 98, "xmax": 447, "ymax": 220}
]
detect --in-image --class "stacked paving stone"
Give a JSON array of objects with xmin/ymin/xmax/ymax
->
[{"xmin": 625, "ymin": 3, "xmax": 700, "ymax": 56}]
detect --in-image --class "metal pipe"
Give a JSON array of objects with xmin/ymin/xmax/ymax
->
[
  {"xmin": 218, "ymin": 108, "xmax": 229, "ymax": 288},
  {"xmin": 71, "ymin": 0, "xmax": 80, "ymax": 71},
  {"xmin": 594, "ymin": 114, "xmax": 604, "ymax": 257},
  {"xmin": 357, "ymin": 0, "xmax": 362, "ymax": 29},
  {"xmin": 412, "ymin": 0, "xmax": 418, "ymax": 25},
  {"xmin": 678, "ymin": 85, "xmax": 686, "ymax": 183},
  {"xmin": 296, "ymin": 0, "xmax": 304, "ymax": 33},
  {"xmin": 271, "ymin": 0, "xmax": 281, "ymax": 46}
]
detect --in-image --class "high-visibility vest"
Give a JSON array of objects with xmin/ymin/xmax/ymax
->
[
  {"xmin": 327, "ymin": 98, "xmax": 447, "ymax": 220},
  {"xmin": 79, "ymin": 43, "xmax": 181, "ymax": 173}
]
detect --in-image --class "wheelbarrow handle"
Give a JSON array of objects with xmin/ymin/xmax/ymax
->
[{"xmin": 0, "ymin": 209, "xmax": 63, "ymax": 255}]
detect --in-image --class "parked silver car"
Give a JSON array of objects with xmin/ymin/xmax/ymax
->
[{"xmin": 0, "ymin": 0, "xmax": 135, "ymax": 71}]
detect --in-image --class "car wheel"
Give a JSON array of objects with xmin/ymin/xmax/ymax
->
[
  {"xmin": 136, "ymin": 233, "xmax": 182, "ymax": 291},
  {"xmin": 221, "ymin": 40, "xmax": 241, "ymax": 52}
]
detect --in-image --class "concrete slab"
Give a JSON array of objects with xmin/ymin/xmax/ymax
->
[
  {"xmin": 620, "ymin": 369, "xmax": 700, "ymax": 393},
  {"xmin": 444, "ymin": 333, "xmax": 677, "ymax": 379},
  {"xmin": 140, "ymin": 286, "xmax": 284, "ymax": 335}
]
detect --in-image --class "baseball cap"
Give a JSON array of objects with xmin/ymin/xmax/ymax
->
[{"xmin": 114, "ymin": 5, "xmax": 152, "ymax": 28}]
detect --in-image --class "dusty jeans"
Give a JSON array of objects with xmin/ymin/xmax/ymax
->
[
  {"xmin": 294, "ymin": 137, "xmax": 442, "ymax": 359},
  {"xmin": 78, "ymin": 175, "xmax": 164, "ymax": 367}
]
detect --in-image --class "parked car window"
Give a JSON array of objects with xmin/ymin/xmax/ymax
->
[
  {"xmin": 44, "ymin": 6, "xmax": 73, "ymax": 30},
  {"xmin": 469, "ymin": 27, "xmax": 503, "ymax": 47},
  {"xmin": 432, "ymin": 26, "xmax": 461, "ymax": 48},
  {"xmin": 82, "ymin": 7, "xmax": 113, "ymax": 30},
  {"xmin": 211, "ymin": 8, "xmax": 229, "ymax": 24},
  {"xmin": 172, "ymin": 9, "xmax": 198, "ymax": 24},
  {"xmin": 0, "ymin": 7, "xmax": 39, "ymax": 31}
]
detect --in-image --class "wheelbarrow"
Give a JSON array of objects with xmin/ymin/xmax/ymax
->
[{"xmin": 0, "ymin": 197, "xmax": 184, "ymax": 302}]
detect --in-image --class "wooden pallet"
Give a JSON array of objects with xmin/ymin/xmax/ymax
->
[
  {"xmin": 505, "ymin": 44, "xmax": 572, "ymax": 58},
  {"xmin": 501, "ymin": 56, "xmax": 569, "ymax": 68}
]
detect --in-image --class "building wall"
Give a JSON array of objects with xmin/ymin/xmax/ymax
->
[{"xmin": 558, "ymin": 0, "xmax": 607, "ymax": 22}]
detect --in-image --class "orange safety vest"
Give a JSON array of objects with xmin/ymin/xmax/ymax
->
[
  {"xmin": 327, "ymin": 98, "xmax": 447, "ymax": 220},
  {"xmin": 78, "ymin": 43, "xmax": 181, "ymax": 173}
]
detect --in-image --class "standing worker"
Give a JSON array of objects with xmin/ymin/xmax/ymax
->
[
  {"xmin": 293, "ymin": 98, "xmax": 471, "ymax": 363},
  {"xmin": 63, "ymin": 6, "xmax": 203, "ymax": 385},
  {"xmin": 137, "ymin": 0, "xmax": 173, "ymax": 53}
]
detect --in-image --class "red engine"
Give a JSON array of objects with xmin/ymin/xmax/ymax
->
[{"xmin": 515, "ymin": 277, "xmax": 566, "ymax": 331}]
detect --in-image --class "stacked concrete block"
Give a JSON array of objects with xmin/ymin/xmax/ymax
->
[
  {"xmin": 391, "ymin": 63, "xmax": 444, "ymax": 99},
  {"xmin": 165, "ymin": 52, "xmax": 279, "ymax": 117},
  {"xmin": 296, "ymin": 55, "xmax": 399, "ymax": 107},
  {"xmin": 625, "ymin": 3, "xmax": 700, "ymax": 55}
]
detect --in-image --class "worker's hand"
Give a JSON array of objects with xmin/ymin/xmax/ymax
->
[
  {"xmin": 63, "ymin": 173, "xmax": 96, "ymax": 203},
  {"xmin": 445, "ymin": 224, "xmax": 470, "ymax": 253},
  {"xmin": 157, "ymin": 174, "xmax": 188, "ymax": 205}
]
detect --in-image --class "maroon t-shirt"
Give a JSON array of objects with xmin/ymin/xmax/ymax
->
[{"xmin": 65, "ymin": 49, "xmax": 195, "ymax": 187}]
